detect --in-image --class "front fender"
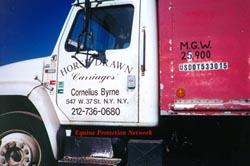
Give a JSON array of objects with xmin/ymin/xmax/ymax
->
[
  {"xmin": 28, "ymin": 86, "xmax": 61, "ymax": 160},
  {"xmin": 0, "ymin": 82, "xmax": 40, "ymax": 96}
]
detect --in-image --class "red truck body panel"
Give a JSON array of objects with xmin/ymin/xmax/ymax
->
[{"xmin": 159, "ymin": 0, "xmax": 250, "ymax": 115}]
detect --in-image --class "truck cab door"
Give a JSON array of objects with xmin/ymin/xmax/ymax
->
[{"xmin": 56, "ymin": 1, "xmax": 140, "ymax": 123}]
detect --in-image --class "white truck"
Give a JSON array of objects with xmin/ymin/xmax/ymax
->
[{"xmin": 0, "ymin": 0, "xmax": 250, "ymax": 165}]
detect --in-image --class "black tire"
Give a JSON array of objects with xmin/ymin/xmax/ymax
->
[{"xmin": 0, "ymin": 113, "xmax": 56, "ymax": 166}]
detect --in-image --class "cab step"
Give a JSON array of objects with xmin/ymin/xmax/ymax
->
[
  {"xmin": 58, "ymin": 156, "xmax": 121, "ymax": 166},
  {"xmin": 58, "ymin": 136, "xmax": 121, "ymax": 166}
]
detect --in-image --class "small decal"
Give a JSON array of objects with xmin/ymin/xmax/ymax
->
[
  {"xmin": 179, "ymin": 62, "xmax": 228, "ymax": 71},
  {"xmin": 45, "ymin": 69, "xmax": 56, "ymax": 73},
  {"xmin": 57, "ymin": 89, "xmax": 64, "ymax": 94},
  {"xmin": 58, "ymin": 81, "xmax": 64, "ymax": 88},
  {"xmin": 44, "ymin": 64, "xmax": 50, "ymax": 68},
  {"xmin": 50, "ymin": 80, "xmax": 56, "ymax": 85}
]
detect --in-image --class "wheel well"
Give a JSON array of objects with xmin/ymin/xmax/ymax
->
[
  {"xmin": 0, "ymin": 113, "xmax": 57, "ymax": 165},
  {"xmin": 0, "ymin": 95, "xmax": 65, "ymax": 160},
  {"xmin": 0, "ymin": 95, "xmax": 40, "ymax": 116}
]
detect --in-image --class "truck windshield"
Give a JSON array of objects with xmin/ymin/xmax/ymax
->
[{"xmin": 65, "ymin": 5, "xmax": 134, "ymax": 52}]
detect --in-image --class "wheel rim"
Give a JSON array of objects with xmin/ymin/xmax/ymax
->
[{"xmin": 0, "ymin": 130, "xmax": 41, "ymax": 166}]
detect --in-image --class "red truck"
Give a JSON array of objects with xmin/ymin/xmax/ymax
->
[{"xmin": 0, "ymin": 0, "xmax": 249, "ymax": 165}]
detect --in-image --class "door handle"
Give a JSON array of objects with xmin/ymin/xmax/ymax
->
[{"xmin": 141, "ymin": 26, "xmax": 146, "ymax": 76}]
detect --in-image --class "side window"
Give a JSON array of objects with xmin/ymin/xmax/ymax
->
[{"xmin": 65, "ymin": 5, "xmax": 134, "ymax": 52}]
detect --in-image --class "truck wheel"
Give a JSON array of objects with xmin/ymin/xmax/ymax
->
[{"xmin": 0, "ymin": 114, "xmax": 56, "ymax": 166}]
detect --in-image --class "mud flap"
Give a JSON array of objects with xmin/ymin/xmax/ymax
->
[{"xmin": 128, "ymin": 139, "xmax": 166, "ymax": 166}]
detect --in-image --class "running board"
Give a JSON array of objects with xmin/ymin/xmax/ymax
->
[
  {"xmin": 58, "ymin": 136, "xmax": 121, "ymax": 166},
  {"xmin": 58, "ymin": 156, "xmax": 121, "ymax": 165}
]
